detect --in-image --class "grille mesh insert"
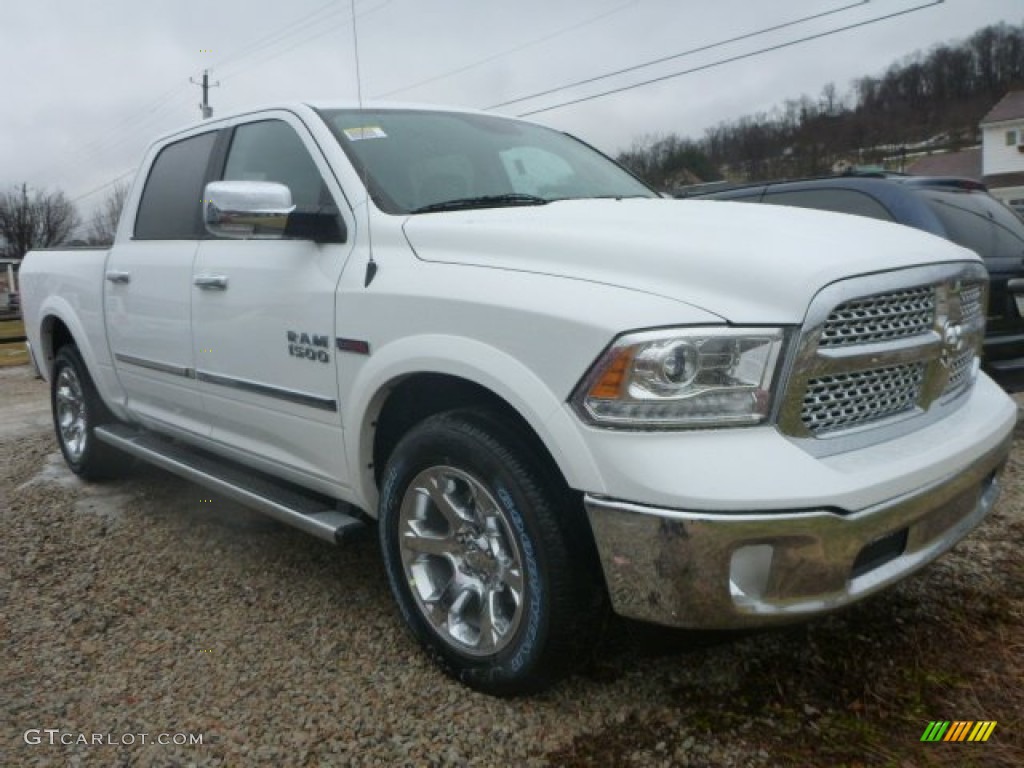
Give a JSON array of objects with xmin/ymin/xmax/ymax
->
[
  {"xmin": 959, "ymin": 281, "xmax": 984, "ymax": 326},
  {"xmin": 820, "ymin": 287, "xmax": 934, "ymax": 348},
  {"xmin": 943, "ymin": 350, "xmax": 975, "ymax": 396},
  {"xmin": 801, "ymin": 363, "xmax": 926, "ymax": 435}
]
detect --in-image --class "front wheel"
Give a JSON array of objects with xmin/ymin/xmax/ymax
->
[{"xmin": 378, "ymin": 408, "xmax": 605, "ymax": 696}]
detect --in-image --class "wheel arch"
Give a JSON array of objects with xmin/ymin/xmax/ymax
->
[
  {"xmin": 35, "ymin": 299, "xmax": 127, "ymax": 420},
  {"xmin": 38, "ymin": 305, "xmax": 90, "ymax": 379},
  {"xmin": 342, "ymin": 335, "xmax": 606, "ymax": 515}
]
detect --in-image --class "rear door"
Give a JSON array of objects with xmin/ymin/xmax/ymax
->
[
  {"xmin": 105, "ymin": 130, "xmax": 219, "ymax": 436},
  {"xmin": 191, "ymin": 113, "xmax": 355, "ymax": 487}
]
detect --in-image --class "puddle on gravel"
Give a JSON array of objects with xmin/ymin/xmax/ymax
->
[
  {"xmin": 0, "ymin": 399, "xmax": 52, "ymax": 438},
  {"xmin": 17, "ymin": 452, "xmax": 131, "ymax": 521}
]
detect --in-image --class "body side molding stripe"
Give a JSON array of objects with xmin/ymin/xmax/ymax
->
[
  {"xmin": 195, "ymin": 370, "xmax": 338, "ymax": 411},
  {"xmin": 114, "ymin": 353, "xmax": 195, "ymax": 379}
]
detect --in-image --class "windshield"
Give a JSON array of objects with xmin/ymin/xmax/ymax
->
[{"xmin": 317, "ymin": 108, "xmax": 655, "ymax": 214}]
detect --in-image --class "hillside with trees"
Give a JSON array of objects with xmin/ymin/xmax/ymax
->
[{"xmin": 618, "ymin": 21, "xmax": 1024, "ymax": 189}]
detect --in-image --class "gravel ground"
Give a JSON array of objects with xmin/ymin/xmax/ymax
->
[{"xmin": 2, "ymin": 365, "xmax": 1022, "ymax": 767}]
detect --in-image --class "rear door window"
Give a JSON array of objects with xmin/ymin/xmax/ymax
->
[
  {"xmin": 921, "ymin": 190, "xmax": 1024, "ymax": 262},
  {"xmin": 134, "ymin": 131, "xmax": 218, "ymax": 239},
  {"xmin": 762, "ymin": 188, "xmax": 895, "ymax": 221}
]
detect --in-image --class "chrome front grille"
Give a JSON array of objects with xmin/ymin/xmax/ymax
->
[
  {"xmin": 802, "ymin": 363, "xmax": 926, "ymax": 434},
  {"xmin": 779, "ymin": 264, "xmax": 988, "ymax": 454},
  {"xmin": 943, "ymin": 349, "xmax": 975, "ymax": 396},
  {"xmin": 820, "ymin": 287, "xmax": 934, "ymax": 348},
  {"xmin": 958, "ymin": 281, "xmax": 985, "ymax": 326}
]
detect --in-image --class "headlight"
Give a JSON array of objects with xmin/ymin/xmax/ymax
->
[{"xmin": 572, "ymin": 327, "xmax": 788, "ymax": 428}]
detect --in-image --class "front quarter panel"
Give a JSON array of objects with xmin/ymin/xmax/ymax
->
[{"xmin": 334, "ymin": 242, "xmax": 725, "ymax": 514}]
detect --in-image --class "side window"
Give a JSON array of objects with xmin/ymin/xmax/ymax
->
[
  {"xmin": 222, "ymin": 120, "xmax": 328, "ymax": 210},
  {"xmin": 134, "ymin": 131, "xmax": 217, "ymax": 239},
  {"xmin": 924, "ymin": 191, "xmax": 1024, "ymax": 261},
  {"xmin": 710, "ymin": 191, "xmax": 762, "ymax": 202},
  {"xmin": 763, "ymin": 189, "xmax": 895, "ymax": 222}
]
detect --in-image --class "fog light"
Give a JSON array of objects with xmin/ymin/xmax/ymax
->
[{"xmin": 729, "ymin": 544, "xmax": 774, "ymax": 601}]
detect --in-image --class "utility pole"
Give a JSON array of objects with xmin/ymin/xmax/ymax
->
[{"xmin": 190, "ymin": 69, "xmax": 220, "ymax": 119}]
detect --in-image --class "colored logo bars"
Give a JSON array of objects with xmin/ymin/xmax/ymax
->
[{"xmin": 921, "ymin": 721, "xmax": 997, "ymax": 742}]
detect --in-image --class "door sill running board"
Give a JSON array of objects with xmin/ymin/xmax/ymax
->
[{"xmin": 95, "ymin": 423, "xmax": 366, "ymax": 544}]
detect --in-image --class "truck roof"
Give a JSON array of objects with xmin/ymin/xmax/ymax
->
[{"xmin": 152, "ymin": 100, "xmax": 498, "ymax": 145}]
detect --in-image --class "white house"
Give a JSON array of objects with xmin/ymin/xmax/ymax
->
[{"xmin": 980, "ymin": 90, "xmax": 1024, "ymax": 213}]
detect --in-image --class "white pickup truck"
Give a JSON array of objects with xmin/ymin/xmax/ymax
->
[{"xmin": 21, "ymin": 103, "xmax": 1017, "ymax": 695}]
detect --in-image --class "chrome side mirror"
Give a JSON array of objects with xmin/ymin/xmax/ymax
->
[{"xmin": 203, "ymin": 180, "xmax": 295, "ymax": 239}]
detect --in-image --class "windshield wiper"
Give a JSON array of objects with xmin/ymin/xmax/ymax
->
[{"xmin": 411, "ymin": 193, "xmax": 549, "ymax": 214}]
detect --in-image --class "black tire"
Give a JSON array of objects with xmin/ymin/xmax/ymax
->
[
  {"xmin": 51, "ymin": 345, "xmax": 122, "ymax": 480},
  {"xmin": 378, "ymin": 407, "xmax": 606, "ymax": 696}
]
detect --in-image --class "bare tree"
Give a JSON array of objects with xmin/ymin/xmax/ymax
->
[
  {"xmin": 0, "ymin": 183, "xmax": 80, "ymax": 259},
  {"xmin": 87, "ymin": 181, "xmax": 130, "ymax": 246}
]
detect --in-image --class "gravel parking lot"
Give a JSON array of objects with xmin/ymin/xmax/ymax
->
[{"xmin": 2, "ymin": 365, "xmax": 1022, "ymax": 767}]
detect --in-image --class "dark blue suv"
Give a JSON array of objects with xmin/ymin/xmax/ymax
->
[{"xmin": 684, "ymin": 175, "xmax": 1024, "ymax": 390}]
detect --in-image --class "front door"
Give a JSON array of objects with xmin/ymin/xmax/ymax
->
[{"xmin": 191, "ymin": 115, "xmax": 354, "ymax": 488}]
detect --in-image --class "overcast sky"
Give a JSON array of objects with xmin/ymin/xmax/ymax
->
[{"xmin": 1, "ymin": 0, "xmax": 1021, "ymax": 229}]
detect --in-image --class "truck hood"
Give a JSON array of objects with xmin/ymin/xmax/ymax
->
[{"xmin": 401, "ymin": 198, "xmax": 978, "ymax": 324}]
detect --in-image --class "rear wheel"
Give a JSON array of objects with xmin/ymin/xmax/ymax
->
[
  {"xmin": 51, "ymin": 345, "xmax": 122, "ymax": 479},
  {"xmin": 379, "ymin": 408, "xmax": 605, "ymax": 696}
]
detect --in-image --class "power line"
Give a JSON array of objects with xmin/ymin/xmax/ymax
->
[
  {"xmin": 217, "ymin": 0, "xmax": 392, "ymax": 83},
  {"xmin": 211, "ymin": 0, "xmax": 343, "ymax": 73},
  {"xmin": 70, "ymin": 168, "xmax": 137, "ymax": 204},
  {"xmin": 34, "ymin": 0, "xmax": 376, "ymax": 188},
  {"xmin": 52, "ymin": 3, "xmax": 381, "ymax": 195},
  {"xmin": 32, "ymin": 84, "xmax": 192, "ymax": 185},
  {"xmin": 515, "ymin": 0, "xmax": 945, "ymax": 118},
  {"xmin": 489, "ymin": 0, "xmax": 869, "ymax": 110},
  {"xmin": 374, "ymin": 0, "xmax": 637, "ymax": 100}
]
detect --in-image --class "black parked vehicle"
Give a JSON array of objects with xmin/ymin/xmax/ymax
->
[{"xmin": 684, "ymin": 175, "xmax": 1024, "ymax": 390}]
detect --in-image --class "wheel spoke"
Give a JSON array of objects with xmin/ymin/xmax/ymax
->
[
  {"xmin": 410, "ymin": 559, "xmax": 454, "ymax": 605},
  {"xmin": 467, "ymin": 482, "xmax": 499, "ymax": 526},
  {"xmin": 55, "ymin": 367, "xmax": 88, "ymax": 462},
  {"xmin": 502, "ymin": 565, "xmax": 525, "ymax": 604},
  {"xmin": 447, "ymin": 586, "xmax": 480, "ymax": 647},
  {"xmin": 479, "ymin": 587, "xmax": 497, "ymax": 648},
  {"xmin": 401, "ymin": 525, "xmax": 458, "ymax": 558},
  {"xmin": 424, "ymin": 472, "xmax": 472, "ymax": 529}
]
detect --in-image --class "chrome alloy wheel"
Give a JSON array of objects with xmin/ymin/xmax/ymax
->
[
  {"xmin": 55, "ymin": 365, "xmax": 88, "ymax": 463},
  {"xmin": 398, "ymin": 466, "xmax": 526, "ymax": 656}
]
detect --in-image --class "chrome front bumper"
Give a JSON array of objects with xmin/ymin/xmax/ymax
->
[{"xmin": 585, "ymin": 435, "xmax": 1011, "ymax": 629}]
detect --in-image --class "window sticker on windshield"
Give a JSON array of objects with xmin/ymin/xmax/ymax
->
[{"xmin": 343, "ymin": 126, "xmax": 387, "ymax": 141}]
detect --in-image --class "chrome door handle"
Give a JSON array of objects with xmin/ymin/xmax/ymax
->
[
  {"xmin": 193, "ymin": 274, "xmax": 229, "ymax": 290},
  {"xmin": 105, "ymin": 270, "xmax": 131, "ymax": 284}
]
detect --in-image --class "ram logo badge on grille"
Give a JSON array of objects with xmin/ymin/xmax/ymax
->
[{"xmin": 941, "ymin": 320, "xmax": 966, "ymax": 367}]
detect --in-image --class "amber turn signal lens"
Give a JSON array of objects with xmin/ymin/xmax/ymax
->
[{"xmin": 588, "ymin": 348, "xmax": 634, "ymax": 399}]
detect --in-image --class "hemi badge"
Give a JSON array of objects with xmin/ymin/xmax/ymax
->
[{"xmin": 336, "ymin": 338, "xmax": 371, "ymax": 355}]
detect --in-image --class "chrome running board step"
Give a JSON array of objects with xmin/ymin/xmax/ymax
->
[{"xmin": 95, "ymin": 424, "xmax": 367, "ymax": 544}]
